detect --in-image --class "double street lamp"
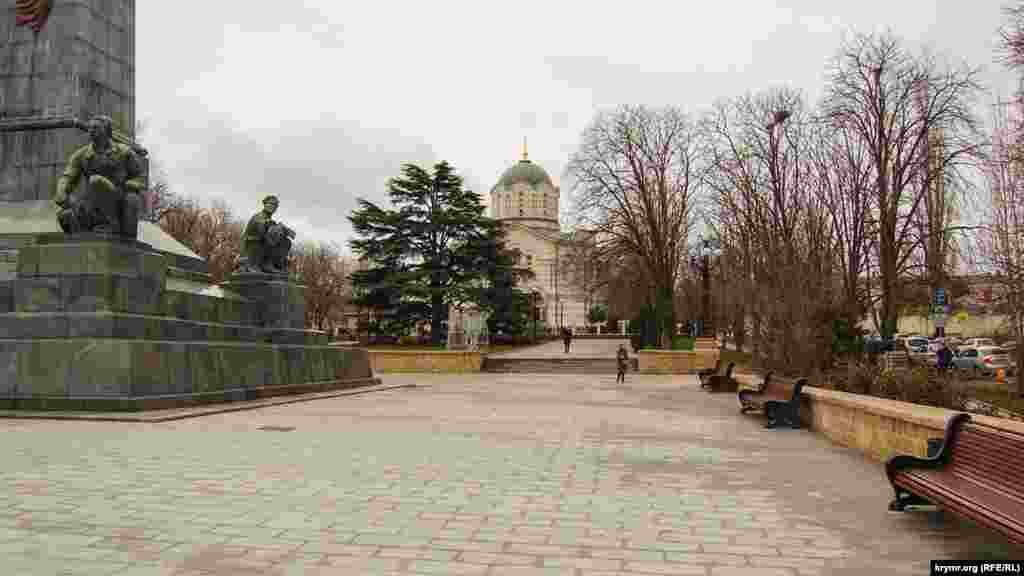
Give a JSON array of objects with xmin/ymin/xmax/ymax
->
[{"xmin": 691, "ymin": 236, "xmax": 721, "ymax": 339}]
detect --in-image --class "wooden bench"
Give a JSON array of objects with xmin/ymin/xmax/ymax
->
[
  {"xmin": 735, "ymin": 371, "xmax": 773, "ymax": 408},
  {"xmin": 702, "ymin": 362, "xmax": 737, "ymax": 393},
  {"xmin": 886, "ymin": 413, "xmax": 1024, "ymax": 545},
  {"xmin": 697, "ymin": 358, "xmax": 722, "ymax": 388},
  {"xmin": 737, "ymin": 373, "xmax": 805, "ymax": 429}
]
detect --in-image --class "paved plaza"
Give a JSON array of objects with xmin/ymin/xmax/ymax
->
[{"xmin": 1, "ymin": 371, "xmax": 1021, "ymax": 575}]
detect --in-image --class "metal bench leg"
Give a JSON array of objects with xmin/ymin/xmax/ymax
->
[
  {"xmin": 888, "ymin": 491, "xmax": 930, "ymax": 512},
  {"xmin": 764, "ymin": 401, "xmax": 800, "ymax": 429}
]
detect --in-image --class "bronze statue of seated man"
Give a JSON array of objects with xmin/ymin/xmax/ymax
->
[
  {"xmin": 238, "ymin": 195, "xmax": 295, "ymax": 274},
  {"xmin": 54, "ymin": 115, "xmax": 145, "ymax": 239}
]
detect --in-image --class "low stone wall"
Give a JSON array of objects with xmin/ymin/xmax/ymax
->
[
  {"xmin": 638, "ymin": 349, "xmax": 718, "ymax": 374},
  {"xmin": 369, "ymin": 350, "xmax": 483, "ymax": 373},
  {"xmin": 733, "ymin": 373, "xmax": 1024, "ymax": 461}
]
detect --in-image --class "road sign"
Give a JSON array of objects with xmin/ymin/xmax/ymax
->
[
  {"xmin": 935, "ymin": 288, "xmax": 946, "ymax": 305},
  {"xmin": 932, "ymin": 305, "xmax": 946, "ymax": 316}
]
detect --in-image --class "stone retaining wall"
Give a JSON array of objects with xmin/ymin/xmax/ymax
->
[
  {"xmin": 638, "ymin": 349, "xmax": 718, "ymax": 374},
  {"xmin": 369, "ymin": 350, "xmax": 483, "ymax": 373},
  {"xmin": 0, "ymin": 342, "xmax": 378, "ymax": 411},
  {"xmin": 733, "ymin": 373, "xmax": 1024, "ymax": 461}
]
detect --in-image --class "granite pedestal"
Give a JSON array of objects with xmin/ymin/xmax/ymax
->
[{"xmin": 0, "ymin": 236, "xmax": 378, "ymax": 411}]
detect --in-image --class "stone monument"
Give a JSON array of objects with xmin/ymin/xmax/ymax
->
[
  {"xmin": 222, "ymin": 196, "xmax": 304, "ymax": 333},
  {"xmin": 0, "ymin": 0, "xmax": 380, "ymax": 411}
]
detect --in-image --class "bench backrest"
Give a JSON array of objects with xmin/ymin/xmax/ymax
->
[
  {"xmin": 764, "ymin": 375, "xmax": 806, "ymax": 401},
  {"xmin": 948, "ymin": 421, "xmax": 1024, "ymax": 501},
  {"xmin": 709, "ymin": 357, "xmax": 722, "ymax": 373}
]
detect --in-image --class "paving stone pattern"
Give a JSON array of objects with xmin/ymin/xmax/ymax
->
[{"xmin": 0, "ymin": 371, "xmax": 1021, "ymax": 575}]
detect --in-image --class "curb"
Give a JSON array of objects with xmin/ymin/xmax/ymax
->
[{"xmin": 0, "ymin": 382, "xmax": 414, "ymax": 423}]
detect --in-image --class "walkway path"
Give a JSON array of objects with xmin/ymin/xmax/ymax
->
[
  {"xmin": 1, "ymin": 373, "xmax": 1020, "ymax": 575},
  {"xmin": 489, "ymin": 337, "xmax": 629, "ymax": 359}
]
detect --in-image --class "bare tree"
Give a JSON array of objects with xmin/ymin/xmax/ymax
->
[
  {"xmin": 158, "ymin": 198, "xmax": 243, "ymax": 283},
  {"xmin": 973, "ymin": 101, "xmax": 1024, "ymax": 397},
  {"xmin": 703, "ymin": 88, "xmax": 837, "ymax": 374},
  {"xmin": 998, "ymin": 2, "xmax": 1024, "ymax": 76},
  {"xmin": 823, "ymin": 30, "xmax": 984, "ymax": 338},
  {"xmin": 291, "ymin": 241, "xmax": 352, "ymax": 333},
  {"xmin": 808, "ymin": 118, "xmax": 874, "ymax": 338},
  {"xmin": 566, "ymin": 105, "xmax": 702, "ymax": 347},
  {"xmin": 133, "ymin": 119, "xmax": 184, "ymax": 223}
]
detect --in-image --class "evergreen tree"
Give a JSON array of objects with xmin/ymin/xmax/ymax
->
[{"xmin": 349, "ymin": 161, "xmax": 527, "ymax": 346}]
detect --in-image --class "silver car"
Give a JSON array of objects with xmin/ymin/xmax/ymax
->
[{"xmin": 953, "ymin": 346, "xmax": 1014, "ymax": 377}]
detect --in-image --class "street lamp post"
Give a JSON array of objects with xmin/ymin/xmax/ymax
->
[{"xmin": 692, "ymin": 237, "xmax": 720, "ymax": 339}]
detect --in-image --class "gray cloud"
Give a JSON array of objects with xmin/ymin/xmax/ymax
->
[{"xmin": 135, "ymin": 0, "xmax": 1019, "ymax": 251}]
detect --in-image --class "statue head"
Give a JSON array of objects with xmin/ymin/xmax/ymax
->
[
  {"xmin": 262, "ymin": 195, "xmax": 279, "ymax": 215},
  {"xmin": 87, "ymin": 115, "xmax": 114, "ymax": 146}
]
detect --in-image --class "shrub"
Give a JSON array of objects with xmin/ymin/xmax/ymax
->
[
  {"xmin": 900, "ymin": 368, "xmax": 929, "ymax": 404},
  {"xmin": 671, "ymin": 336, "xmax": 695, "ymax": 351},
  {"xmin": 875, "ymin": 370, "xmax": 901, "ymax": 400}
]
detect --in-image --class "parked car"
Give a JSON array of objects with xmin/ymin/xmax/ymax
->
[
  {"xmin": 904, "ymin": 336, "xmax": 929, "ymax": 354},
  {"xmin": 960, "ymin": 337, "xmax": 996, "ymax": 351},
  {"xmin": 865, "ymin": 336, "xmax": 896, "ymax": 354},
  {"xmin": 953, "ymin": 346, "xmax": 1014, "ymax": 377}
]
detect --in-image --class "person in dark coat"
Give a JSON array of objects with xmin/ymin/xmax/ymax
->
[
  {"xmin": 563, "ymin": 327, "xmax": 572, "ymax": 353},
  {"xmin": 616, "ymin": 343, "xmax": 629, "ymax": 383}
]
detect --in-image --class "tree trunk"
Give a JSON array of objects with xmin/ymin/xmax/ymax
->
[
  {"xmin": 732, "ymin": 307, "xmax": 746, "ymax": 351},
  {"xmin": 431, "ymin": 275, "xmax": 444, "ymax": 347},
  {"xmin": 1016, "ymin": 309, "xmax": 1023, "ymax": 398}
]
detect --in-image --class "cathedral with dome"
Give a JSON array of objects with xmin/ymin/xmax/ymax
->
[{"xmin": 488, "ymin": 141, "xmax": 600, "ymax": 333}]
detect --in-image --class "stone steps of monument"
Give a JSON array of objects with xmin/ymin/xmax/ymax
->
[
  {"xmin": 483, "ymin": 357, "xmax": 638, "ymax": 374},
  {"xmin": 0, "ymin": 312, "xmax": 327, "ymax": 345}
]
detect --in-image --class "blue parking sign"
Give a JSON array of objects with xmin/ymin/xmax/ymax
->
[{"xmin": 935, "ymin": 288, "xmax": 945, "ymax": 305}]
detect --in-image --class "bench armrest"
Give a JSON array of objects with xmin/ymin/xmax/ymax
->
[{"xmin": 885, "ymin": 413, "xmax": 970, "ymax": 488}]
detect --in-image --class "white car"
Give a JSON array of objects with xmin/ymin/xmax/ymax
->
[
  {"xmin": 962, "ymin": 334, "xmax": 995, "ymax": 348},
  {"xmin": 902, "ymin": 336, "xmax": 929, "ymax": 353},
  {"xmin": 953, "ymin": 346, "xmax": 1014, "ymax": 377}
]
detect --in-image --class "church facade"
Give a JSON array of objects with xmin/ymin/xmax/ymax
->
[{"xmin": 489, "ymin": 144, "xmax": 600, "ymax": 333}]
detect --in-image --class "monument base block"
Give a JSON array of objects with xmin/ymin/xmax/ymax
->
[
  {"xmin": 0, "ymin": 236, "xmax": 380, "ymax": 412},
  {"xmin": 221, "ymin": 273, "xmax": 305, "ymax": 330},
  {"xmin": 0, "ymin": 340, "xmax": 379, "ymax": 411}
]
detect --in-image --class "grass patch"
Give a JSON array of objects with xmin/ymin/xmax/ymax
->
[
  {"xmin": 366, "ymin": 345, "xmax": 446, "ymax": 351},
  {"xmin": 719, "ymin": 349, "xmax": 753, "ymax": 371},
  {"xmin": 971, "ymin": 385, "xmax": 1024, "ymax": 415}
]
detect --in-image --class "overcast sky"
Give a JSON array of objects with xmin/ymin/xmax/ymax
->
[{"xmin": 137, "ymin": 1, "xmax": 1020, "ymax": 252}]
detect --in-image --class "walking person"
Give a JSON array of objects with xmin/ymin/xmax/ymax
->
[
  {"xmin": 937, "ymin": 340, "xmax": 954, "ymax": 374},
  {"xmin": 563, "ymin": 327, "xmax": 572, "ymax": 353},
  {"xmin": 617, "ymin": 343, "xmax": 629, "ymax": 384}
]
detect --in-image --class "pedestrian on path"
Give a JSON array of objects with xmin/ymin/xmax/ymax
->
[
  {"xmin": 937, "ymin": 340, "xmax": 954, "ymax": 373},
  {"xmin": 563, "ymin": 327, "xmax": 572, "ymax": 353},
  {"xmin": 617, "ymin": 343, "xmax": 629, "ymax": 383}
]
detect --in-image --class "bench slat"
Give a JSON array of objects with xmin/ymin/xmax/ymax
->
[
  {"xmin": 951, "ymin": 428, "xmax": 1024, "ymax": 490},
  {"xmin": 896, "ymin": 471, "xmax": 1024, "ymax": 544},
  {"xmin": 954, "ymin": 435, "xmax": 1024, "ymax": 472}
]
